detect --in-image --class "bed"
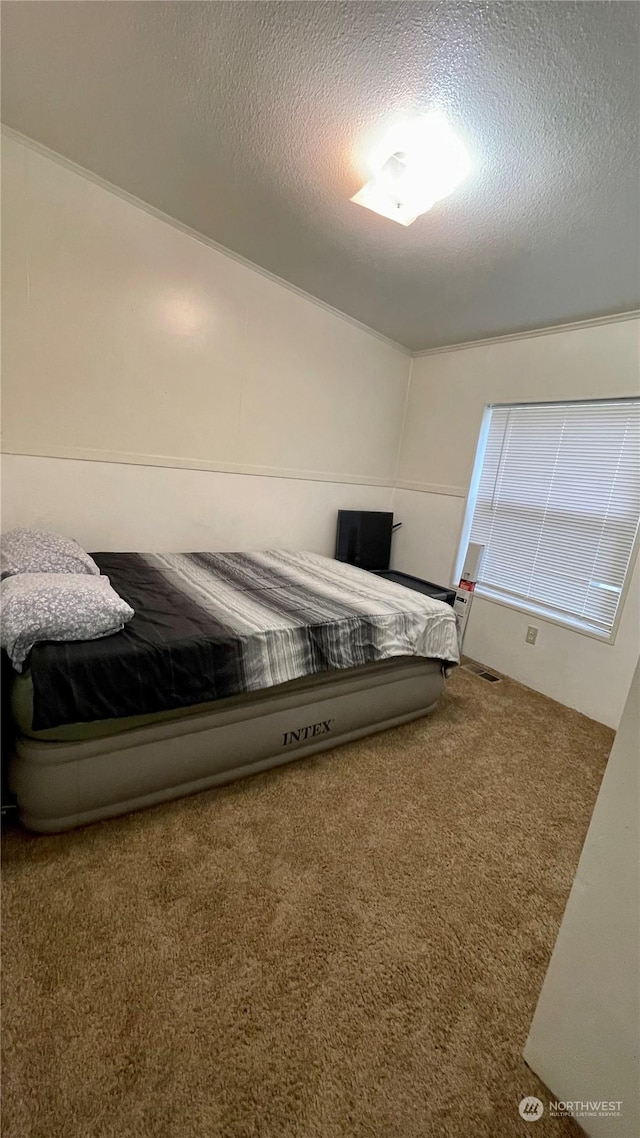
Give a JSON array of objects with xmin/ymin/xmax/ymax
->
[{"xmin": 7, "ymin": 550, "xmax": 460, "ymax": 832}]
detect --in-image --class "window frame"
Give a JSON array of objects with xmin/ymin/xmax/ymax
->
[{"xmin": 454, "ymin": 397, "xmax": 640, "ymax": 645}]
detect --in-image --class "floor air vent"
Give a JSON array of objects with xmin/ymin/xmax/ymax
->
[{"xmin": 462, "ymin": 662, "xmax": 501, "ymax": 683}]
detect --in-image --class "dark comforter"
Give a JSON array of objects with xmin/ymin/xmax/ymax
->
[{"xmin": 26, "ymin": 550, "xmax": 459, "ymax": 730}]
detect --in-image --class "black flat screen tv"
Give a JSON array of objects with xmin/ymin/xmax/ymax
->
[{"xmin": 335, "ymin": 510, "xmax": 393, "ymax": 572}]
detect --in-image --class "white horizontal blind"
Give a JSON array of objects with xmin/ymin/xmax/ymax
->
[{"xmin": 469, "ymin": 399, "xmax": 640, "ymax": 636}]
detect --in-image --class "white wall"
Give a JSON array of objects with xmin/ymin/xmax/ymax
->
[
  {"xmin": 391, "ymin": 320, "xmax": 640, "ymax": 727},
  {"xmin": 0, "ymin": 454, "xmax": 393, "ymax": 555},
  {"xmin": 523, "ymin": 663, "xmax": 640, "ymax": 1138},
  {"xmin": 1, "ymin": 132, "xmax": 409, "ymax": 547}
]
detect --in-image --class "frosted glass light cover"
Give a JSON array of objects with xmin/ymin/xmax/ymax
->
[{"xmin": 351, "ymin": 112, "xmax": 472, "ymax": 226}]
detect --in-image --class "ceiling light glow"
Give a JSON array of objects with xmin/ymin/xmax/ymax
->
[{"xmin": 351, "ymin": 112, "xmax": 472, "ymax": 226}]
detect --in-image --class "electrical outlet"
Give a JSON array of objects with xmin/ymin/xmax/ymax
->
[{"xmin": 525, "ymin": 626, "xmax": 538, "ymax": 645}]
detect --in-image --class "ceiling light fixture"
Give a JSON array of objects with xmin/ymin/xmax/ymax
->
[{"xmin": 351, "ymin": 111, "xmax": 472, "ymax": 226}]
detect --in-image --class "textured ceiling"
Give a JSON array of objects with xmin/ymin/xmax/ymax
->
[{"xmin": 2, "ymin": 1, "xmax": 639, "ymax": 351}]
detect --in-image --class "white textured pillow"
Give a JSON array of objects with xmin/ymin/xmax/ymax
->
[
  {"xmin": 0, "ymin": 528, "xmax": 100, "ymax": 579},
  {"xmin": 1, "ymin": 573, "xmax": 134, "ymax": 671}
]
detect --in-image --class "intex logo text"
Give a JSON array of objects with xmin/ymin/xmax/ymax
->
[{"xmin": 282, "ymin": 719, "xmax": 334, "ymax": 746}]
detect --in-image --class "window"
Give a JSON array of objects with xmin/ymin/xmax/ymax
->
[{"xmin": 460, "ymin": 399, "xmax": 640, "ymax": 640}]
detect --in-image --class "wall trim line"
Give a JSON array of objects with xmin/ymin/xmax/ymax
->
[
  {"xmin": 0, "ymin": 447, "xmax": 397, "ymax": 490},
  {"xmin": 0, "ymin": 124, "xmax": 410, "ymax": 358},
  {"xmin": 411, "ymin": 310, "xmax": 640, "ymax": 357},
  {"xmin": 1, "ymin": 451, "xmax": 469, "ymax": 497},
  {"xmin": 394, "ymin": 480, "xmax": 466, "ymax": 498}
]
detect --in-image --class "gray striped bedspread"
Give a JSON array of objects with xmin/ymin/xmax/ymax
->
[{"xmin": 26, "ymin": 550, "xmax": 460, "ymax": 729}]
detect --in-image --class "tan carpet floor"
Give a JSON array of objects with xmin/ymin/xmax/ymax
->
[{"xmin": 1, "ymin": 667, "xmax": 613, "ymax": 1138}]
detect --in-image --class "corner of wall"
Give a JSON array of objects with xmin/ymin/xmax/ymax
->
[{"xmin": 391, "ymin": 355, "xmax": 414, "ymax": 506}]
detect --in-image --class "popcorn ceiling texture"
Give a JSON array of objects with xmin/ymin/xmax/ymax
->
[{"xmin": 2, "ymin": 1, "xmax": 638, "ymax": 350}]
